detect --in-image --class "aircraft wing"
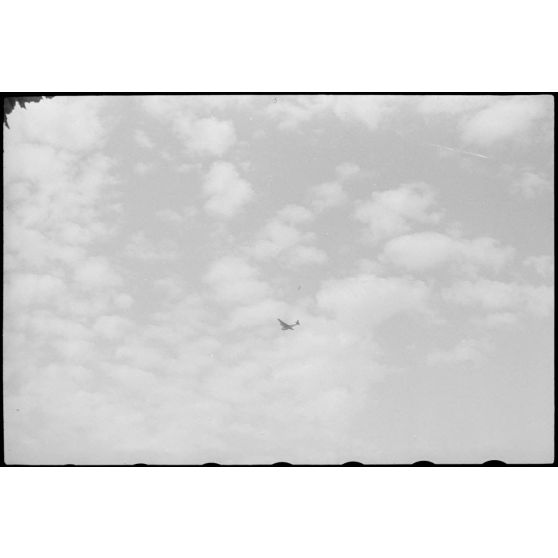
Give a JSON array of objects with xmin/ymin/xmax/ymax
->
[{"xmin": 277, "ymin": 319, "xmax": 289, "ymax": 327}]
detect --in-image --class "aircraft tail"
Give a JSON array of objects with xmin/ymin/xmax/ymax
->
[{"xmin": 295, "ymin": 320, "xmax": 300, "ymax": 326}]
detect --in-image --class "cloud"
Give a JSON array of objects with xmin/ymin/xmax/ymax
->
[
  {"xmin": 204, "ymin": 256, "xmax": 271, "ymax": 305},
  {"xmin": 124, "ymin": 231, "xmax": 179, "ymax": 261},
  {"xmin": 74, "ymin": 256, "xmax": 122, "ymax": 290},
  {"xmin": 93, "ymin": 315, "xmax": 134, "ymax": 340},
  {"xmin": 523, "ymin": 255, "xmax": 554, "ymax": 279},
  {"xmin": 512, "ymin": 171, "xmax": 552, "ymax": 199},
  {"xmin": 287, "ymin": 245, "xmax": 328, "ymax": 266},
  {"xmin": 276, "ymin": 204, "xmax": 314, "ymax": 224},
  {"xmin": 416, "ymin": 95, "xmax": 493, "ymax": 115},
  {"xmin": 335, "ymin": 162, "xmax": 361, "ymax": 180},
  {"xmin": 248, "ymin": 204, "xmax": 326, "ymax": 265},
  {"xmin": 114, "ymin": 293, "xmax": 134, "ymax": 309},
  {"xmin": 5, "ymin": 96, "xmax": 107, "ymax": 152},
  {"xmin": 427, "ymin": 338, "xmax": 487, "ymax": 366},
  {"xmin": 472, "ymin": 312, "xmax": 519, "ymax": 329},
  {"xmin": 354, "ymin": 182, "xmax": 442, "ymax": 242},
  {"xmin": 226, "ymin": 298, "xmax": 288, "ymax": 330},
  {"xmin": 134, "ymin": 130, "xmax": 155, "ymax": 149},
  {"xmin": 311, "ymin": 182, "xmax": 348, "ymax": 212},
  {"xmin": 139, "ymin": 96, "xmax": 245, "ymax": 157},
  {"xmin": 310, "ymin": 163, "xmax": 359, "ymax": 213},
  {"xmin": 381, "ymin": 231, "xmax": 514, "ymax": 274},
  {"xmin": 443, "ymin": 279, "xmax": 554, "ymax": 317},
  {"xmin": 175, "ymin": 116, "xmax": 237, "ymax": 156},
  {"xmin": 5, "ymin": 273, "xmax": 66, "ymax": 309},
  {"xmin": 133, "ymin": 161, "xmax": 153, "ymax": 175},
  {"xmin": 155, "ymin": 206, "xmax": 198, "ymax": 224},
  {"xmin": 316, "ymin": 273, "xmax": 431, "ymax": 329},
  {"xmin": 265, "ymin": 95, "xmax": 402, "ymax": 130},
  {"xmin": 202, "ymin": 161, "xmax": 254, "ymax": 218},
  {"xmin": 460, "ymin": 96, "xmax": 550, "ymax": 146}
]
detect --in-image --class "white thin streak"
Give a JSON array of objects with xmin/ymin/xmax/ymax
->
[{"xmin": 429, "ymin": 142, "xmax": 490, "ymax": 159}]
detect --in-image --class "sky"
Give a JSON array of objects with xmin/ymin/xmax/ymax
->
[{"xmin": 3, "ymin": 94, "xmax": 554, "ymax": 464}]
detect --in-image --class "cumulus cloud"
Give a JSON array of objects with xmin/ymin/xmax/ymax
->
[
  {"xmin": 287, "ymin": 245, "xmax": 328, "ymax": 266},
  {"xmin": 134, "ymin": 130, "xmax": 155, "ymax": 149},
  {"xmin": 311, "ymin": 182, "xmax": 348, "ymax": 212},
  {"xmin": 74, "ymin": 256, "xmax": 122, "ymax": 289},
  {"xmin": 202, "ymin": 161, "xmax": 254, "ymax": 218},
  {"xmin": 512, "ymin": 170, "xmax": 552, "ymax": 199},
  {"xmin": 415, "ymin": 95, "xmax": 493, "ymax": 115},
  {"xmin": 265, "ymin": 95, "xmax": 402, "ymax": 130},
  {"xmin": 5, "ymin": 96, "xmax": 107, "ymax": 152},
  {"xmin": 310, "ymin": 162, "xmax": 359, "ymax": 213},
  {"xmin": 355, "ymin": 182, "xmax": 442, "ymax": 242},
  {"xmin": 133, "ymin": 161, "xmax": 153, "ymax": 175},
  {"xmin": 248, "ymin": 204, "xmax": 326, "ymax": 265},
  {"xmin": 139, "ymin": 96, "xmax": 248, "ymax": 157},
  {"xmin": 460, "ymin": 96, "xmax": 550, "ymax": 146},
  {"xmin": 316, "ymin": 273, "xmax": 431, "ymax": 329},
  {"xmin": 204, "ymin": 255, "xmax": 272, "ymax": 305},
  {"xmin": 156, "ymin": 206, "xmax": 198, "ymax": 225},
  {"xmin": 427, "ymin": 338, "xmax": 487, "ymax": 366},
  {"xmin": 523, "ymin": 255, "xmax": 554, "ymax": 279},
  {"xmin": 381, "ymin": 231, "xmax": 514, "ymax": 274},
  {"xmin": 124, "ymin": 231, "xmax": 179, "ymax": 261},
  {"xmin": 335, "ymin": 162, "xmax": 361, "ymax": 179},
  {"xmin": 276, "ymin": 204, "xmax": 314, "ymax": 224},
  {"xmin": 472, "ymin": 312, "xmax": 519, "ymax": 329},
  {"xmin": 175, "ymin": 116, "xmax": 237, "ymax": 156},
  {"xmin": 443, "ymin": 279, "xmax": 554, "ymax": 317},
  {"xmin": 93, "ymin": 315, "xmax": 134, "ymax": 340},
  {"xmin": 5, "ymin": 273, "xmax": 66, "ymax": 309}
]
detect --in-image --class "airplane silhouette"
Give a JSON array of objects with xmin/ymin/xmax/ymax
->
[{"xmin": 277, "ymin": 319, "xmax": 300, "ymax": 331}]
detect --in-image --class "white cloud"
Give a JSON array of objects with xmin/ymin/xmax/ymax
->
[
  {"xmin": 335, "ymin": 162, "xmax": 361, "ymax": 179},
  {"xmin": 204, "ymin": 256, "xmax": 271, "ymax": 305},
  {"xmin": 5, "ymin": 273, "xmax": 66, "ymax": 309},
  {"xmin": 287, "ymin": 245, "xmax": 328, "ymax": 266},
  {"xmin": 202, "ymin": 161, "xmax": 254, "ymax": 218},
  {"xmin": 416, "ymin": 95, "xmax": 492, "ymax": 115},
  {"xmin": 250, "ymin": 220, "xmax": 305, "ymax": 259},
  {"xmin": 155, "ymin": 208, "xmax": 183, "ymax": 223},
  {"xmin": 265, "ymin": 95, "xmax": 402, "ymax": 131},
  {"xmin": 124, "ymin": 231, "xmax": 179, "ymax": 261},
  {"xmin": 134, "ymin": 130, "xmax": 154, "ymax": 149},
  {"xmin": 114, "ymin": 293, "xmax": 134, "ymax": 309},
  {"xmin": 276, "ymin": 204, "xmax": 314, "ymax": 224},
  {"xmin": 74, "ymin": 256, "xmax": 122, "ymax": 290},
  {"xmin": 311, "ymin": 182, "xmax": 347, "ymax": 212},
  {"xmin": 310, "ymin": 163, "xmax": 359, "ymax": 213},
  {"xmin": 512, "ymin": 171, "xmax": 552, "ymax": 199},
  {"xmin": 175, "ymin": 116, "xmax": 237, "ymax": 156},
  {"xmin": 226, "ymin": 298, "xmax": 287, "ymax": 330},
  {"xmin": 355, "ymin": 182, "xmax": 442, "ymax": 242},
  {"xmin": 472, "ymin": 312, "xmax": 519, "ymax": 329},
  {"xmin": 461, "ymin": 96, "xmax": 550, "ymax": 146},
  {"xmin": 155, "ymin": 206, "xmax": 198, "ymax": 224},
  {"xmin": 248, "ymin": 204, "xmax": 326, "ymax": 265},
  {"xmin": 427, "ymin": 338, "xmax": 487, "ymax": 366},
  {"xmin": 382, "ymin": 231, "xmax": 514, "ymax": 274},
  {"xmin": 5, "ymin": 96, "xmax": 107, "ymax": 152},
  {"xmin": 133, "ymin": 161, "xmax": 153, "ymax": 175},
  {"xmin": 93, "ymin": 315, "xmax": 134, "ymax": 340},
  {"xmin": 316, "ymin": 273, "xmax": 431, "ymax": 329},
  {"xmin": 443, "ymin": 279, "xmax": 554, "ymax": 317},
  {"xmin": 524, "ymin": 255, "xmax": 554, "ymax": 279}
]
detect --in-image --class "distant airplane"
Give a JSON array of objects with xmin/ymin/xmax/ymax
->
[{"xmin": 277, "ymin": 319, "xmax": 300, "ymax": 331}]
